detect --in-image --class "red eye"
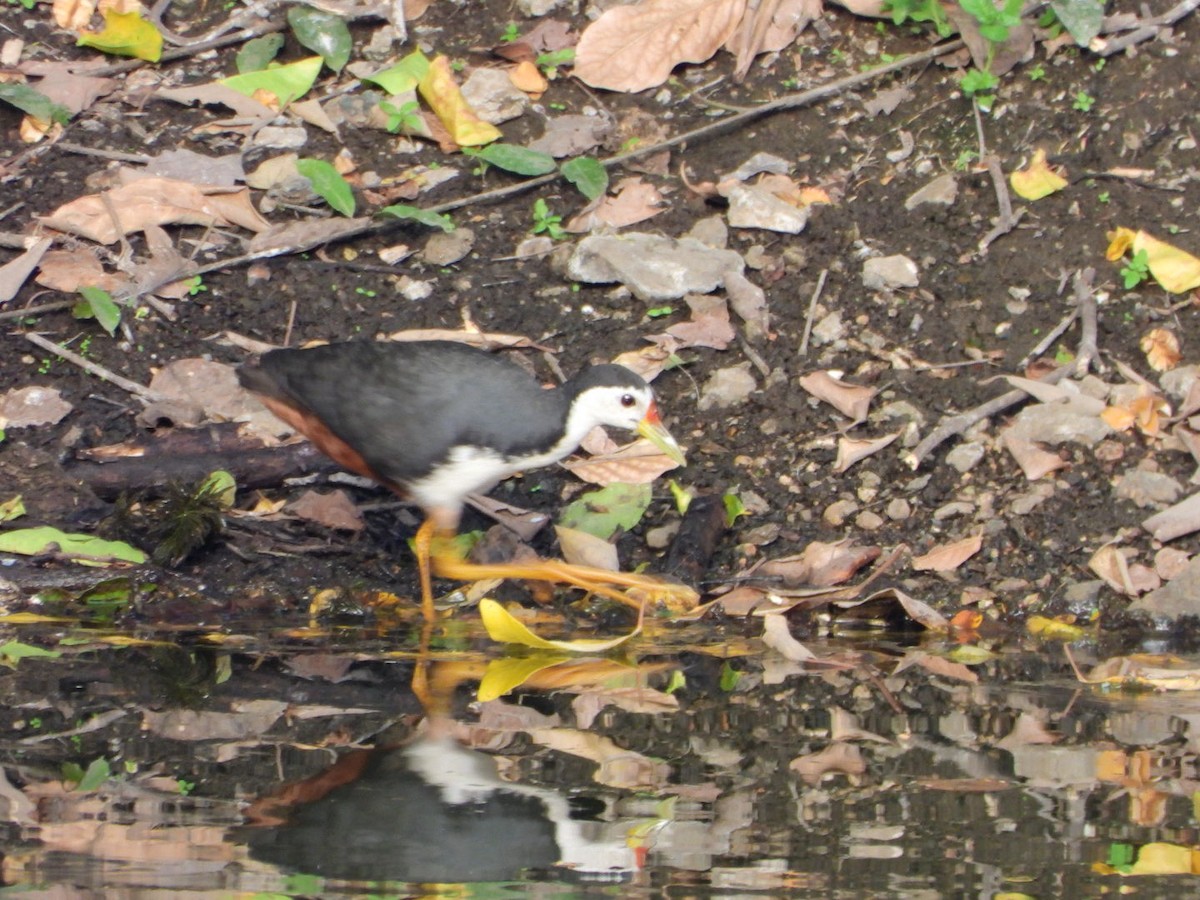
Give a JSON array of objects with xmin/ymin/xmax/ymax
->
[{"xmin": 620, "ymin": 394, "xmax": 636, "ymax": 408}]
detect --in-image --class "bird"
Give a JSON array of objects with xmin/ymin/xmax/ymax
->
[{"xmin": 237, "ymin": 339, "xmax": 689, "ymax": 620}]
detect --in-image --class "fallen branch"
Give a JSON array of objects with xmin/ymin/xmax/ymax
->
[{"xmin": 24, "ymin": 332, "xmax": 164, "ymax": 402}]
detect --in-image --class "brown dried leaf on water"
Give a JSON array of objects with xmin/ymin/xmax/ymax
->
[
  {"xmin": 1001, "ymin": 429, "xmax": 1067, "ymax": 480},
  {"xmin": 995, "ymin": 712, "xmax": 1059, "ymax": 749},
  {"xmin": 573, "ymin": 685, "xmax": 678, "ymax": 729},
  {"xmin": 761, "ymin": 613, "xmax": 817, "ymax": 661},
  {"xmin": 284, "ymin": 652, "xmax": 356, "ymax": 683},
  {"xmin": 833, "ymin": 431, "xmax": 899, "ymax": 473},
  {"xmin": 715, "ymin": 585, "xmax": 769, "ymax": 615},
  {"xmin": 561, "ymin": 438, "xmax": 682, "ymax": 485},
  {"xmin": 666, "ymin": 294, "xmax": 735, "ymax": 350},
  {"xmin": 573, "ymin": 0, "xmax": 747, "ymax": 93},
  {"xmin": 288, "ymin": 489, "xmax": 365, "ymax": 533},
  {"xmin": 757, "ymin": 539, "xmax": 880, "ymax": 587},
  {"xmin": 41, "ymin": 177, "xmax": 270, "ymax": 244},
  {"xmin": 532, "ymin": 730, "xmax": 670, "ymax": 790},
  {"xmin": 1141, "ymin": 328, "xmax": 1181, "ymax": 372},
  {"xmin": 0, "ymin": 386, "xmax": 73, "ymax": 428},
  {"xmin": 725, "ymin": 0, "xmax": 822, "ymax": 80},
  {"xmin": 1074, "ymin": 651, "xmax": 1200, "ymax": 691},
  {"xmin": 555, "ymin": 525, "xmax": 619, "ymax": 571},
  {"xmin": 837, "ymin": 586, "xmax": 949, "ymax": 630},
  {"xmin": 789, "ymin": 742, "xmax": 866, "ymax": 786},
  {"xmin": 1089, "ymin": 543, "xmax": 1138, "ymax": 596},
  {"xmin": 798, "ymin": 371, "xmax": 874, "ymax": 422},
  {"xmin": 912, "ymin": 534, "xmax": 982, "ymax": 572},
  {"xmin": 894, "ymin": 650, "xmax": 978, "ymax": 684},
  {"xmin": 565, "ymin": 177, "xmax": 665, "ymax": 233},
  {"xmin": 143, "ymin": 699, "xmax": 288, "ymax": 741},
  {"xmin": 830, "ymin": 708, "xmax": 891, "ymax": 743},
  {"xmin": 0, "ymin": 237, "xmax": 51, "ymax": 302}
]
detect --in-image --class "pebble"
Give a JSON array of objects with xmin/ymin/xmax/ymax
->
[
  {"xmin": 946, "ymin": 441, "xmax": 986, "ymax": 473},
  {"xmin": 855, "ymin": 510, "xmax": 885, "ymax": 531},
  {"xmin": 886, "ymin": 498, "xmax": 911, "ymax": 520},
  {"xmin": 823, "ymin": 499, "xmax": 858, "ymax": 527},
  {"xmin": 1114, "ymin": 469, "xmax": 1183, "ymax": 508},
  {"xmin": 862, "ymin": 254, "xmax": 919, "ymax": 290},
  {"xmin": 932, "ymin": 501, "xmax": 973, "ymax": 521}
]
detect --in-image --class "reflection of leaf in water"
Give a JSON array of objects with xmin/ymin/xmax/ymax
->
[{"xmin": 478, "ymin": 653, "xmax": 570, "ymax": 702}]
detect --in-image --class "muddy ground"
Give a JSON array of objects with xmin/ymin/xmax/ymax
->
[{"xmin": 2, "ymin": 2, "xmax": 1200, "ymax": 634}]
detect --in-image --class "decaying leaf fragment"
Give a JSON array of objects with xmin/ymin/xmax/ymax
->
[
  {"xmin": 798, "ymin": 371, "xmax": 874, "ymax": 422},
  {"xmin": 1140, "ymin": 328, "xmax": 1181, "ymax": 372},
  {"xmin": 911, "ymin": 534, "xmax": 983, "ymax": 572},
  {"xmin": 1009, "ymin": 149, "xmax": 1068, "ymax": 201}
]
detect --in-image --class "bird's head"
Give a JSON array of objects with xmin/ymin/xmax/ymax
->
[{"xmin": 567, "ymin": 365, "xmax": 686, "ymax": 465}]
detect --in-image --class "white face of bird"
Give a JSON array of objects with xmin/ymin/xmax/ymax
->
[{"xmin": 574, "ymin": 384, "xmax": 686, "ymax": 465}]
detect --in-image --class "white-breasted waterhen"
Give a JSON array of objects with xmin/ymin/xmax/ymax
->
[{"xmin": 238, "ymin": 339, "xmax": 688, "ymax": 620}]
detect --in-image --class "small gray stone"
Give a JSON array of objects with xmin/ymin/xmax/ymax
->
[
  {"xmin": 460, "ymin": 68, "xmax": 529, "ymax": 124},
  {"xmin": 946, "ymin": 441, "xmax": 986, "ymax": 473},
  {"xmin": 904, "ymin": 173, "xmax": 958, "ymax": 210},
  {"xmin": 1115, "ymin": 469, "xmax": 1184, "ymax": 508},
  {"xmin": 422, "ymin": 228, "xmax": 475, "ymax": 266},
  {"xmin": 862, "ymin": 254, "xmax": 919, "ymax": 290}
]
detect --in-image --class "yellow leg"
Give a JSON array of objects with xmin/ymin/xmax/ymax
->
[
  {"xmin": 432, "ymin": 551, "xmax": 698, "ymax": 610},
  {"xmin": 413, "ymin": 518, "xmax": 438, "ymax": 622}
]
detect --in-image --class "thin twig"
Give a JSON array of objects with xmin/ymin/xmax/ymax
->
[
  {"xmin": 1097, "ymin": 0, "xmax": 1200, "ymax": 55},
  {"xmin": 24, "ymin": 333, "xmax": 164, "ymax": 402},
  {"xmin": 798, "ymin": 269, "xmax": 828, "ymax": 357}
]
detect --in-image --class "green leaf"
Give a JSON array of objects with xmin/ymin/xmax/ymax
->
[
  {"xmin": 287, "ymin": 5, "xmax": 352, "ymax": 73},
  {"xmin": 378, "ymin": 204, "xmax": 455, "ymax": 232},
  {"xmin": 0, "ymin": 526, "xmax": 146, "ymax": 566},
  {"xmin": 201, "ymin": 470, "xmax": 237, "ymax": 509},
  {"xmin": 77, "ymin": 286, "xmax": 121, "ymax": 336},
  {"xmin": 236, "ymin": 33, "xmax": 285, "ymax": 73},
  {"xmin": 719, "ymin": 661, "xmax": 742, "ymax": 691},
  {"xmin": 220, "ymin": 56, "xmax": 323, "ymax": 106},
  {"xmin": 664, "ymin": 669, "xmax": 686, "ymax": 694},
  {"xmin": 296, "ymin": 158, "xmax": 355, "ymax": 216},
  {"xmin": 71, "ymin": 758, "xmax": 112, "ymax": 792},
  {"xmin": 560, "ymin": 156, "xmax": 608, "ymax": 201},
  {"xmin": 722, "ymin": 492, "xmax": 747, "ymax": 527},
  {"xmin": 468, "ymin": 144, "xmax": 557, "ymax": 176},
  {"xmin": 0, "ymin": 83, "xmax": 70, "ymax": 124},
  {"xmin": 77, "ymin": 10, "xmax": 163, "ymax": 62},
  {"xmin": 0, "ymin": 640, "xmax": 62, "ymax": 666},
  {"xmin": 1051, "ymin": 0, "xmax": 1104, "ymax": 44},
  {"xmin": 0, "ymin": 495, "xmax": 25, "ymax": 523},
  {"xmin": 363, "ymin": 50, "xmax": 431, "ymax": 95},
  {"xmin": 558, "ymin": 483, "xmax": 652, "ymax": 540},
  {"xmin": 667, "ymin": 480, "xmax": 692, "ymax": 515}
]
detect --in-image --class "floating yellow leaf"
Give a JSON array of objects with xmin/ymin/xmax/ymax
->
[
  {"xmin": 479, "ymin": 598, "xmax": 641, "ymax": 652},
  {"xmin": 77, "ymin": 9, "xmax": 162, "ymax": 62},
  {"xmin": 1140, "ymin": 328, "xmax": 1181, "ymax": 372},
  {"xmin": 1128, "ymin": 842, "xmax": 1200, "ymax": 875},
  {"xmin": 1009, "ymin": 149, "xmax": 1067, "ymax": 201},
  {"xmin": 418, "ymin": 55, "xmax": 502, "ymax": 147},
  {"xmin": 1106, "ymin": 227, "xmax": 1200, "ymax": 294},
  {"xmin": 1026, "ymin": 614, "xmax": 1086, "ymax": 641}
]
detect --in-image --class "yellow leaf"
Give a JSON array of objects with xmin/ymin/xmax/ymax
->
[
  {"xmin": 1026, "ymin": 614, "xmax": 1086, "ymax": 641},
  {"xmin": 418, "ymin": 55, "xmax": 502, "ymax": 147},
  {"xmin": 479, "ymin": 598, "xmax": 641, "ymax": 652},
  {"xmin": 1129, "ymin": 842, "xmax": 1197, "ymax": 875},
  {"xmin": 1105, "ymin": 226, "xmax": 1135, "ymax": 261},
  {"xmin": 1133, "ymin": 230, "xmax": 1200, "ymax": 294},
  {"xmin": 77, "ymin": 9, "xmax": 163, "ymax": 62},
  {"xmin": 1009, "ymin": 149, "xmax": 1068, "ymax": 201},
  {"xmin": 509, "ymin": 61, "xmax": 548, "ymax": 95},
  {"xmin": 1101, "ymin": 405, "xmax": 1135, "ymax": 432}
]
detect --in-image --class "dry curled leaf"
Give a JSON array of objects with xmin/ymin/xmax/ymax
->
[
  {"xmin": 912, "ymin": 534, "xmax": 983, "ymax": 572},
  {"xmin": 574, "ymin": 0, "xmax": 747, "ymax": 93},
  {"xmin": 1140, "ymin": 328, "xmax": 1181, "ymax": 372},
  {"xmin": 797, "ymin": 371, "xmax": 874, "ymax": 422}
]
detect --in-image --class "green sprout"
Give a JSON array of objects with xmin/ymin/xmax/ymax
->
[
  {"xmin": 1073, "ymin": 91, "xmax": 1095, "ymax": 112},
  {"xmin": 380, "ymin": 99, "xmax": 422, "ymax": 136},
  {"xmin": 530, "ymin": 198, "xmax": 565, "ymax": 240},
  {"xmin": 500, "ymin": 22, "xmax": 520, "ymax": 42},
  {"xmin": 1120, "ymin": 249, "xmax": 1150, "ymax": 289},
  {"xmin": 1027, "ymin": 63, "xmax": 1046, "ymax": 81}
]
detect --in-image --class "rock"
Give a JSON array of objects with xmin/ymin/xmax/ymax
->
[
  {"xmin": 422, "ymin": 228, "xmax": 475, "ymax": 266},
  {"xmin": 250, "ymin": 125, "xmax": 308, "ymax": 151},
  {"xmin": 566, "ymin": 233, "xmax": 744, "ymax": 302},
  {"xmin": 698, "ymin": 363, "xmax": 756, "ymax": 411},
  {"xmin": 886, "ymin": 498, "xmax": 912, "ymax": 520},
  {"xmin": 724, "ymin": 183, "xmax": 808, "ymax": 234},
  {"xmin": 823, "ymin": 499, "xmax": 858, "ymax": 527},
  {"xmin": 932, "ymin": 501, "xmax": 974, "ymax": 520},
  {"xmin": 945, "ymin": 441, "xmax": 986, "ymax": 473},
  {"xmin": 460, "ymin": 68, "xmax": 529, "ymax": 124},
  {"xmin": 1130, "ymin": 555, "xmax": 1200, "ymax": 621},
  {"xmin": 904, "ymin": 173, "xmax": 958, "ymax": 210},
  {"xmin": 686, "ymin": 215, "xmax": 728, "ymax": 249},
  {"xmin": 1006, "ymin": 397, "xmax": 1112, "ymax": 447},
  {"xmin": 855, "ymin": 510, "xmax": 885, "ymax": 530},
  {"xmin": 862, "ymin": 254, "xmax": 919, "ymax": 290},
  {"xmin": 1114, "ymin": 469, "xmax": 1183, "ymax": 508}
]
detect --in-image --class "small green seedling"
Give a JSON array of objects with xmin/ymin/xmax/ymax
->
[
  {"xmin": 500, "ymin": 22, "xmax": 520, "ymax": 42},
  {"xmin": 380, "ymin": 99, "xmax": 423, "ymax": 136},
  {"xmin": 1120, "ymin": 249, "xmax": 1150, "ymax": 289},
  {"xmin": 1073, "ymin": 91, "xmax": 1095, "ymax": 112},
  {"xmin": 530, "ymin": 198, "xmax": 566, "ymax": 240}
]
